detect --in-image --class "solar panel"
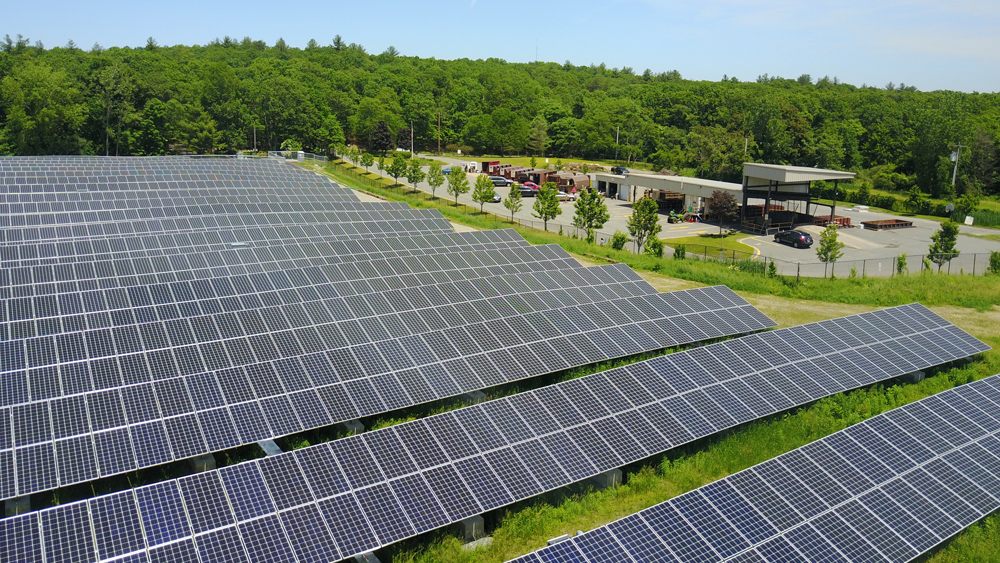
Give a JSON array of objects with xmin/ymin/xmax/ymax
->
[
  {"xmin": 11, "ymin": 305, "xmax": 985, "ymax": 561},
  {"xmin": 515, "ymin": 372, "xmax": 1000, "ymax": 563}
]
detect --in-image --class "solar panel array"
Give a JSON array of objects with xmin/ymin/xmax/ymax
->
[
  {"xmin": 509, "ymin": 372, "xmax": 1000, "ymax": 563},
  {"xmin": 4, "ymin": 304, "xmax": 985, "ymax": 563},
  {"xmin": 0, "ymin": 156, "xmax": 778, "ymax": 504},
  {"xmin": 0, "ymin": 280, "xmax": 765, "ymax": 499}
]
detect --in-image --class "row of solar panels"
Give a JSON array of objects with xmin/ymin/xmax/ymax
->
[
  {"xmin": 1, "ymin": 228, "xmax": 531, "ymax": 276},
  {"xmin": 510, "ymin": 373, "xmax": 1000, "ymax": 563},
  {"xmin": 0, "ymin": 305, "xmax": 987, "ymax": 563},
  {"xmin": 0, "ymin": 284, "xmax": 765, "ymax": 499},
  {"xmin": 1, "ymin": 231, "xmax": 543, "ymax": 300},
  {"xmin": 2, "ymin": 244, "xmax": 570, "ymax": 337},
  {"xmin": 0, "ymin": 209, "xmax": 455, "ymax": 244}
]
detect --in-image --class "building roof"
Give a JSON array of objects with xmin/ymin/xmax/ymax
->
[
  {"xmin": 743, "ymin": 163, "xmax": 856, "ymax": 183},
  {"xmin": 594, "ymin": 171, "xmax": 742, "ymax": 199}
]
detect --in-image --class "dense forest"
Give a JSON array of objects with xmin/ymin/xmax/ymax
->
[{"xmin": 1, "ymin": 34, "xmax": 998, "ymax": 199}]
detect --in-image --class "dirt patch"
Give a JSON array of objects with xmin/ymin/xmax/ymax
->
[
  {"xmin": 572, "ymin": 255, "xmax": 613, "ymax": 268},
  {"xmin": 929, "ymin": 305, "xmax": 1000, "ymax": 342},
  {"xmin": 450, "ymin": 222, "xmax": 479, "ymax": 233},
  {"xmin": 739, "ymin": 294, "xmax": 876, "ymax": 329}
]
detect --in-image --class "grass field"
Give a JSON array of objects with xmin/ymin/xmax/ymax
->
[
  {"xmin": 316, "ymin": 161, "xmax": 1000, "ymax": 562},
  {"xmin": 661, "ymin": 232, "xmax": 757, "ymax": 256}
]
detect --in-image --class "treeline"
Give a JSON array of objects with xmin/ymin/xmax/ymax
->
[{"xmin": 1, "ymin": 34, "xmax": 998, "ymax": 199}]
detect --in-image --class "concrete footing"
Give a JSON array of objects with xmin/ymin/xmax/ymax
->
[
  {"xmin": 189, "ymin": 453, "xmax": 217, "ymax": 472},
  {"xmin": 903, "ymin": 370, "xmax": 926, "ymax": 384},
  {"xmin": 547, "ymin": 534, "xmax": 572, "ymax": 546},
  {"xmin": 589, "ymin": 469, "xmax": 623, "ymax": 490},
  {"xmin": 460, "ymin": 391, "xmax": 487, "ymax": 405},
  {"xmin": 257, "ymin": 440, "xmax": 283, "ymax": 456},
  {"xmin": 338, "ymin": 419, "xmax": 366, "ymax": 435},
  {"xmin": 5, "ymin": 496, "xmax": 30, "ymax": 517},
  {"xmin": 461, "ymin": 537, "xmax": 494, "ymax": 551},
  {"xmin": 354, "ymin": 552, "xmax": 382, "ymax": 563},
  {"xmin": 454, "ymin": 515, "xmax": 486, "ymax": 542}
]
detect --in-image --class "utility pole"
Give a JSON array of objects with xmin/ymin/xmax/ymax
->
[
  {"xmin": 614, "ymin": 126, "xmax": 620, "ymax": 163},
  {"xmin": 950, "ymin": 143, "xmax": 966, "ymax": 187},
  {"xmin": 437, "ymin": 113, "xmax": 441, "ymax": 155},
  {"xmin": 410, "ymin": 121, "xmax": 414, "ymax": 159}
]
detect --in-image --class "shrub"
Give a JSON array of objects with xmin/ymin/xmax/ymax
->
[
  {"xmin": 644, "ymin": 237, "xmax": 664, "ymax": 258},
  {"xmin": 673, "ymin": 244, "xmax": 686, "ymax": 260},
  {"xmin": 610, "ymin": 231, "xmax": 628, "ymax": 250},
  {"xmin": 767, "ymin": 261, "xmax": 778, "ymax": 278},
  {"xmin": 733, "ymin": 258, "xmax": 766, "ymax": 275},
  {"xmin": 896, "ymin": 253, "xmax": 908, "ymax": 275},
  {"xmin": 989, "ymin": 251, "xmax": 1000, "ymax": 275}
]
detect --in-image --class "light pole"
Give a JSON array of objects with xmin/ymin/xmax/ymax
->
[{"xmin": 950, "ymin": 143, "xmax": 966, "ymax": 187}]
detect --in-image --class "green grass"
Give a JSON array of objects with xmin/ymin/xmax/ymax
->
[{"xmin": 661, "ymin": 232, "xmax": 757, "ymax": 256}]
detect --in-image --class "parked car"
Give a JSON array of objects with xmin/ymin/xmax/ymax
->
[
  {"xmin": 517, "ymin": 182, "xmax": 540, "ymax": 197},
  {"xmin": 490, "ymin": 193, "xmax": 502, "ymax": 203},
  {"xmin": 442, "ymin": 167, "xmax": 452, "ymax": 174},
  {"xmin": 489, "ymin": 175, "xmax": 512, "ymax": 187},
  {"xmin": 774, "ymin": 229, "xmax": 813, "ymax": 248},
  {"xmin": 611, "ymin": 166, "xmax": 629, "ymax": 175},
  {"xmin": 555, "ymin": 190, "xmax": 577, "ymax": 202}
]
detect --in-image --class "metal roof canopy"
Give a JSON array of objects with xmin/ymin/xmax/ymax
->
[
  {"xmin": 593, "ymin": 171, "xmax": 742, "ymax": 199},
  {"xmin": 741, "ymin": 163, "xmax": 856, "ymax": 230}
]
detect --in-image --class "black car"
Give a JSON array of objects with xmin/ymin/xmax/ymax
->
[
  {"xmin": 774, "ymin": 229, "xmax": 813, "ymax": 248},
  {"xmin": 611, "ymin": 166, "xmax": 629, "ymax": 175}
]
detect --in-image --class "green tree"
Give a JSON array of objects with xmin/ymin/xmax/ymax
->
[
  {"xmin": 360, "ymin": 152, "xmax": 374, "ymax": 173},
  {"xmin": 503, "ymin": 184, "xmax": 523, "ymax": 222},
  {"xmin": 627, "ymin": 197, "xmax": 662, "ymax": 252},
  {"xmin": 387, "ymin": 152, "xmax": 407, "ymax": 186},
  {"xmin": 371, "ymin": 119, "xmax": 394, "ymax": 155},
  {"xmin": 472, "ymin": 175, "xmax": 497, "ymax": 214},
  {"xmin": 426, "ymin": 163, "xmax": 445, "ymax": 199},
  {"xmin": 816, "ymin": 224, "xmax": 845, "ymax": 278},
  {"xmin": 0, "ymin": 61, "xmax": 87, "ymax": 154},
  {"xmin": 955, "ymin": 188, "xmax": 980, "ymax": 215},
  {"xmin": 529, "ymin": 155, "xmax": 537, "ymax": 168},
  {"xmin": 904, "ymin": 186, "xmax": 928, "ymax": 214},
  {"xmin": 928, "ymin": 220, "xmax": 961, "ymax": 272},
  {"xmin": 572, "ymin": 188, "xmax": 610, "ymax": 243},
  {"xmin": 405, "ymin": 159, "xmax": 425, "ymax": 192},
  {"xmin": 707, "ymin": 189, "xmax": 739, "ymax": 235},
  {"xmin": 533, "ymin": 182, "xmax": 562, "ymax": 231},
  {"xmin": 447, "ymin": 167, "xmax": 470, "ymax": 205},
  {"xmin": 347, "ymin": 145, "xmax": 360, "ymax": 166}
]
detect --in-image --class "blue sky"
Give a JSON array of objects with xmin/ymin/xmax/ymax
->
[{"xmin": 8, "ymin": 0, "xmax": 999, "ymax": 92}]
